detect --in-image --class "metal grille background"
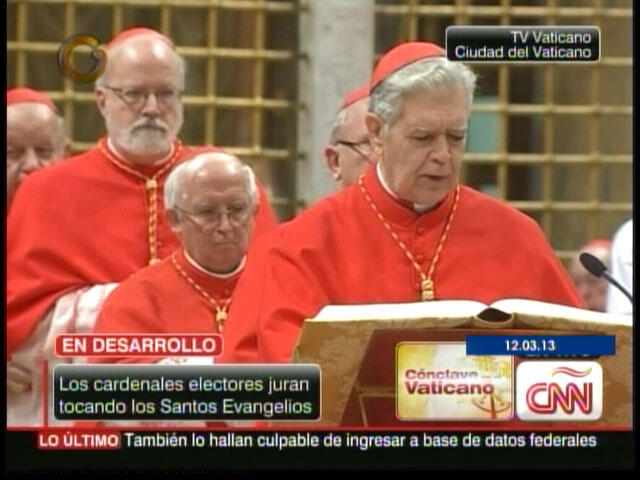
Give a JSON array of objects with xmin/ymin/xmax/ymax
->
[
  {"xmin": 7, "ymin": 0, "xmax": 633, "ymax": 261},
  {"xmin": 7, "ymin": 0, "xmax": 302, "ymax": 219},
  {"xmin": 375, "ymin": 0, "xmax": 632, "ymax": 263}
]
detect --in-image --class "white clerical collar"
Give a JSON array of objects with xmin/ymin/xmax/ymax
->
[
  {"xmin": 183, "ymin": 249, "xmax": 246, "ymax": 279},
  {"xmin": 376, "ymin": 162, "xmax": 433, "ymax": 214},
  {"xmin": 107, "ymin": 137, "xmax": 175, "ymax": 164}
]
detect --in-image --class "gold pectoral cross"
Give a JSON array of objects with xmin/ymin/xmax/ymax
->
[
  {"xmin": 421, "ymin": 278, "xmax": 434, "ymax": 301},
  {"xmin": 215, "ymin": 308, "xmax": 228, "ymax": 333}
]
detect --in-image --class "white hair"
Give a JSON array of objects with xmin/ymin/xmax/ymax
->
[
  {"xmin": 329, "ymin": 108, "xmax": 348, "ymax": 144},
  {"xmin": 7, "ymin": 102, "xmax": 66, "ymax": 150},
  {"xmin": 54, "ymin": 115, "xmax": 66, "ymax": 148},
  {"xmin": 329, "ymin": 97, "xmax": 369, "ymax": 143},
  {"xmin": 164, "ymin": 153, "xmax": 259, "ymax": 211},
  {"xmin": 369, "ymin": 57, "xmax": 477, "ymax": 126}
]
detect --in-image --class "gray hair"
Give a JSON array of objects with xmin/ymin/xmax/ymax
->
[
  {"xmin": 328, "ymin": 108, "xmax": 348, "ymax": 144},
  {"xmin": 164, "ymin": 153, "xmax": 259, "ymax": 211},
  {"xmin": 329, "ymin": 96, "xmax": 369, "ymax": 144},
  {"xmin": 369, "ymin": 57, "xmax": 477, "ymax": 126},
  {"xmin": 7, "ymin": 102, "xmax": 66, "ymax": 150},
  {"xmin": 54, "ymin": 115, "xmax": 66, "ymax": 148}
]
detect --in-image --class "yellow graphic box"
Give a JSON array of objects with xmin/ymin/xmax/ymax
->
[{"xmin": 396, "ymin": 342, "xmax": 513, "ymax": 421}]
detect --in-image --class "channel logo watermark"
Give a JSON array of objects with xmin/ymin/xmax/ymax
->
[
  {"xmin": 516, "ymin": 361, "xmax": 602, "ymax": 421},
  {"xmin": 57, "ymin": 34, "xmax": 106, "ymax": 83}
]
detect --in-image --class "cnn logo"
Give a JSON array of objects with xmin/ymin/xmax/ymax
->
[{"xmin": 516, "ymin": 362, "xmax": 602, "ymax": 421}]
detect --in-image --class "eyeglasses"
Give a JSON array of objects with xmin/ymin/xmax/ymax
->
[
  {"xmin": 335, "ymin": 140, "xmax": 373, "ymax": 163},
  {"xmin": 174, "ymin": 204, "xmax": 252, "ymax": 228},
  {"xmin": 103, "ymin": 86, "xmax": 183, "ymax": 111}
]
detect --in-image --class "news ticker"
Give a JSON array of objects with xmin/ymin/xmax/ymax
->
[
  {"xmin": 36, "ymin": 430, "xmax": 602, "ymax": 451},
  {"xmin": 8, "ymin": 429, "xmax": 633, "ymax": 471},
  {"xmin": 446, "ymin": 26, "xmax": 600, "ymax": 62}
]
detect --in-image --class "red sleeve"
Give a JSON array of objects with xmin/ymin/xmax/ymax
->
[
  {"xmin": 6, "ymin": 170, "xmax": 84, "ymax": 358},
  {"xmin": 89, "ymin": 277, "xmax": 162, "ymax": 364},
  {"xmin": 534, "ymin": 241, "xmax": 586, "ymax": 308},
  {"xmin": 221, "ymin": 230, "xmax": 330, "ymax": 364},
  {"xmin": 517, "ymin": 214, "xmax": 585, "ymax": 308}
]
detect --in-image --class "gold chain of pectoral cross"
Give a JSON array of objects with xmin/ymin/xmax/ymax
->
[
  {"xmin": 171, "ymin": 253, "xmax": 231, "ymax": 333},
  {"xmin": 358, "ymin": 175, "xmax": 460, "ymax": 301},
  {"xmin": 99, "ymin": 138, "xmax": 182, "ymax": 265}
]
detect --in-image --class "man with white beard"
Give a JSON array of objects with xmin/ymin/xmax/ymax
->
[{"xmin": 6, "ymin": 28, "xmax": 276, "ymax": 426}]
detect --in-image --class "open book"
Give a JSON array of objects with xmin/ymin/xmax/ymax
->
[
  {"xmin": 293, "ymin": 299, "xmax": 632, "ymax": 426},
  {"xmin": 313, "ymin": 298, "xmax": 631, "ymax": 328}
]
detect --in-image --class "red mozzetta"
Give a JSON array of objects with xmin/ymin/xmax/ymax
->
[
  {"xmin": 7, "ymin": 139, "xmax": 276, "ymax": 357},
  {"xmin": 221, "ymin": 165, "xmax": 584, "ymax": 363}
]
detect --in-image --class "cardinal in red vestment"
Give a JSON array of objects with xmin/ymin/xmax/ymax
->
[
  {"xmin": 221, "ymin": 42, "xmax": 584, "ymax": 365},
  {"xmin": 6, "ymin": 87, "xmax": 67, "ymax": 204},
  {"xmin": 92, "ymin": 149, "xmax": 259, "ymax": 364},
  {"xmin": 324, "ymin": 85, "xmax": 373, "ymax": 188},
  {"xmin": 6, "ymin": 28, "xmax": 277, "ymax": 426}
]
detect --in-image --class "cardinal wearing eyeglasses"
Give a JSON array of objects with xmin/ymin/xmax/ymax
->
[
  {"xmin": 91, "ymin": 149, "xmax": 259, "ymax": 362},
  {"xmin": 324, "ymin": 85, "xmax": 373, "ymax": 188},
  {"xmin": 6, "ymin": 28, "xmax": 276, "ymax": 425},
  {"xmin": 221, "ymin": 42, "xmax": 584, "ymax": 365}
]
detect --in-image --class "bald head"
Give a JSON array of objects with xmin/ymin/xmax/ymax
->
[
  {"xmin": 95, "ymin": 31, "xmax": 185, "ymax": 165},
  {"xmin": 164, "ymin": 152, "xmax": 258, "ymax": 274},
  {"xmin": 325, "ymin": 96, "xmax": 372, "ymax": 187},
  {"xmin": 579, "ymin": 240, "xmax": 611, "ymax": 266},
  {"xmin": 569, "ymin": 240, "xmax": 612, "ymax": 312},
  {"xmin": 165, "ymin": 152, "xmax": 257, "ymax": 210},
  {"xmin": 97, "ymin": 34, "xmax": 185, "ymax": 90},
  {"xmin": 7, "ymin": 102, "xmax": 65, "ymax": 201},
  {"xmin": 329, "ymin": 97, "xmax": 369, "ymax": 144}
]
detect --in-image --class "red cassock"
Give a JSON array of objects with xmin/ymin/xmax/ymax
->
[
  {"xmin": 6, "ymin": 138, "xmax": 277, "ymax": 358},
  {"xmin": 221, "ymin": 165, "xmax": 585, "ymax": 363},
  {"xmin": 91, "ymin": 249, "xmax": 240, "ymax": 363}
]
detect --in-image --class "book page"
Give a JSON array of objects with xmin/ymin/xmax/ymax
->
[
  {"xmin": 489, "ymin": 298, "xmax": 632, "ymax": 327},
  {"xmin": 312, "ymin": 300, "xmax": 487, "ymax": 321}
]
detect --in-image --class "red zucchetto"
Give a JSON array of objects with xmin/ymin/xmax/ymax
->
[
  {"xmin": 107, "ymin": 27, "xmax": 174, "ymax": 49},
  {"xmin": 339, "ymin": 85, "xmax": 369, "ymax": 111},
  {"xmin": 369, "ymin": 42, "xmax": 445, "ymax": 92},
  {"xmin": 6, "ymin": 87, "xmax": 59, "ymax": 114}
]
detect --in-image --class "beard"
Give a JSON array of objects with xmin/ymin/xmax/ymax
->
[
  {"xmin": 126, "ymin": 124, "xmax": 170, "ymax": 155},
  {"xmin": 108, "ymin": 113, "xmax": 183, "ymax": 162}
]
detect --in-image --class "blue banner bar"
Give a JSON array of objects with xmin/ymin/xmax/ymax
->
[{"xmin": 465, "ymin": 335, "xmax": 615, "ymax": 356}]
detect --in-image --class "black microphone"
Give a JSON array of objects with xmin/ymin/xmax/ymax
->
[{"xmin": 579, "ymin": 252, "xmax": 633, "ymax": 304}]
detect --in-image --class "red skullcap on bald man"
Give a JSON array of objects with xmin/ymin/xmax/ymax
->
[
  {"xmin": 107, "ymin": 27, "xmax": 174, "ymax": 49},
  {"xmin": 7, "ymin": 87, "xmax": 60, "ymax": 115},
  {"xmin": 339, "ymin": 85, "xmax": 369, "ymax": 111},
  {"xmin": 369, "ymin": 42, "xmax": 445, "ymax": 92}
]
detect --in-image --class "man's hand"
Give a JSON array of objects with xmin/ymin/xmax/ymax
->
[{"xmin": 7, "ymin": 362, "xmax": 33, "ymax": 393}]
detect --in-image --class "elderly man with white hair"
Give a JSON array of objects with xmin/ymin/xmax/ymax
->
[
  {"xmin": 221, "ymin": 41, "xmax": 583, "ymax": 364},
  {"xmin": 323, "ymin": 85, "xmax": 373, "ymax": 188},
  {"xmin": 7, "ymin": 27, "xmax": 276, "ymax": 426},
  {"xmin": 6, "ymin": 87, "xmax": 67, "ymax": 204},
  {"xmin": 93, "ymin": 149, "xmax": 258, "ymax": 346}
]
